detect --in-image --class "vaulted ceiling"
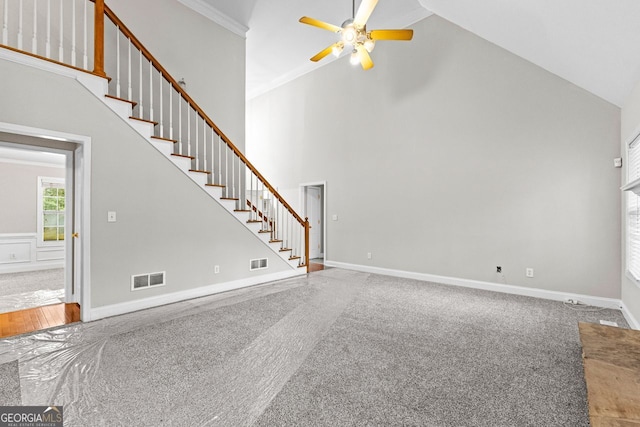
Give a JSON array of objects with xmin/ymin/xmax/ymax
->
[{"xmin": 189, "ymin": 0, "xmax": 640, "ymax": 107}]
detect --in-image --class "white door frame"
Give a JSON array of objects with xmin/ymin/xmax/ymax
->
[
  {"xmin": 0, "ymin": 122, "xmax": 92, "ymax": 321},
  {"xmin": 299, "ymin": 181, "xmax": 327, "ymax": 261}
]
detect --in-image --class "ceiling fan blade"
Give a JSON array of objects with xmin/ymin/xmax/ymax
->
[
  {"xmin": 353, "ymin": 0, "xmax": 379, "ymax": 27},
  {"xmin": 370, "ymin": 29, "xmax": 414, "ymax": 41},
  {"xmin": 356, "ymin": 45, "xmax": 374, "ymax": 70},
  {"xmin": 299, "ymin": 16, "xmax": 342, "ymax": 33},
  {"xmin": 311, "ymin": 43, "xmax": 340, "ymax": 62}
]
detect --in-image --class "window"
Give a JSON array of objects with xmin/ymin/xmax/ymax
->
[{"xmin": 37, "ymin": 177, "xmax": 65, "ymax": 246}]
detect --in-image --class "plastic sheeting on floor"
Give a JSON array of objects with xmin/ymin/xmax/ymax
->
[
  {"xmin": 0, "ymin": 289, "xmax": 65, "ymax": 314},
  {"xmin": 0, "ymin": 269, "xmax": 366, "ymax": 426}
]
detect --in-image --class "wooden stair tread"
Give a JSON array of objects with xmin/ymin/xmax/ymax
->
[
  {"xmin": 269, "ymin": 239, "xmax": 283, "ymax": 243},
  {"xmin": 189, "ymin": 169, "xmax": 212, "ymax": 174},
  {"xmin": 220, "ymin": 197, "xmax": 239, "ymax": 201},
  {"xmin": 130, "ymin": 116, "xmax": 158, "ymax": 126},
  {"xmin": 279, "ymin": 248, "xmax": 292, "ymax": 252},
  {"xmin": 289, "ymin": 256, "xmax": 301, "ymax": 260},
  {"xmin": 105, "ymin": 94, "xmax": 137, "ymax": 107},
  {"xmin": 205, "ymin": 183, "xmax": 225, "ymax": 188},
  {"xmin": 247, "ymin": 220, "xmax": 262, "ymax": 223},
  {"xmin": 171, "ymin": 153, "xmax": 195, "ymax": 160},
  {"xmin": 151, "ymin": 135, "xmax": 178, "ymax": 143},
  {"xmin": 258, "ymin": 230, "xmax": 272, "ymax": 234},
  {"xmin": 234, "ymin": 209, "xmax": 251, "ymax": 212}
]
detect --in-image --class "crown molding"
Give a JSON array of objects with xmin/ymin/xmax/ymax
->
[{"xmin": 177, "ymin": 0, "xmax": 249, "ymax": 38}]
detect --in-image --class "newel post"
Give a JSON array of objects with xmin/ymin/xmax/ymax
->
[
  {"xmin": 93, "ymin": 0, "xmax": 106, "ymax": 77},
  {"xmin": 304, "ymin": 217, "xmax": 310, "ymax": 273}
]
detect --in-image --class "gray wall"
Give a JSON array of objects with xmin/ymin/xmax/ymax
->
[
  {"xmin": 621, "ymin": 79, "xmax": 640, "ymax": 322},
  {"xmin": 0, "ymin": 58, "xmax": 291, "ymax": 308},
  {"xmin": 0, "ymin": 161, "xmax": 65, "ymax": 233},
  {"xmin": 247, "ymin": 16, "xmax": 622, "ymax": 298},
  {"xmin": 106, "ymin": 0, "xmax": 246, "ymax": 150}
]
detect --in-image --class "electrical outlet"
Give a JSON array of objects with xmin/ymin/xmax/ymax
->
[
  {"xmin": 496, "ymin": 266, "xmax": 502, "ymax": 273},
  {"xmin": 367, "ymin": 252, "xmax": 372, "ymax": 260},
  {"xmin": 214, "ymin": 265, "xmax": 220, "ymax": 274},
  {"xmin": 526, "ymin": 268, "xmax": 534, "ymax": 278}
]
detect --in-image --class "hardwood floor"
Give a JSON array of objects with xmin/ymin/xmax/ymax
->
[
  {"xmin": 0, "ymin": 303, "xmax": 80, "ymax": 339},
  {"xmin": 309, "ymin": 262, "xmax": 325, "ymax": 272}
]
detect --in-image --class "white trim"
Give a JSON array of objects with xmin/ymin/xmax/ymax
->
[
  {"xmin": 620, "ymin": 301, "xmax": 640, "ymax": 330},
  {"xmin": 176, "ymin": 0, "xmax": 248, "ymax": 38},
  {"xmin": 0, "ymin": 263, "xmax": 63, "ymax": 274},
  {"xmin": 0, "ymin": 121, "xmax": 92, "ymax": 322},
  {"xmin": 90, "ymin": 269, "xmax": 303, "ymax": 321},
  {"xmin": 0, "ymin": 157, "xmax": 65, "ymax": 168},
  {"xmin": 325, "ymin": 260, "xmax": 625, "ymax": 310},
  {"xmin": 0, "ymin": 47, "xmax": 108, "ymax": 100}
]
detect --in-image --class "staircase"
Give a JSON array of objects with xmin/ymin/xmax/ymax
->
[{"xmin": 0, "ymin": 0, "xmax": 309, "ymax": 272}]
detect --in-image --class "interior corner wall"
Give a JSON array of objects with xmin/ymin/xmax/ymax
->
[
  {"xmin": 246, "ymin": 15, "xmax": 622, "ymax": 298},
  {"xmin": 0, "ymin": 58, "xmax": 291, "ymax": 309},
  {"xmin": 0, "ymin": 162, "xmax": 65, "ymax": 233},
  {"xmin": 106, "ymin": 0, "xmax": 246, "ymax": 150},
  {"xmin": 620, "ymin": 78, "xmax": 640, "ymax": 323}
]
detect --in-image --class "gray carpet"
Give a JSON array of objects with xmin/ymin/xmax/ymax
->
[
  {"xmin": 0, "ymin": 268, "xmax": 629, "ymax": 426},
  {"xmin": 0, "ymin": 361, "xmax": 21, "ymax": 405},
  {"xmin": 0, "ymin": 269, "xmax": 65, "ymax": 314},
  {"xmin": 0, "ymin": 269, "xmax": 64, "ymax": 296}
]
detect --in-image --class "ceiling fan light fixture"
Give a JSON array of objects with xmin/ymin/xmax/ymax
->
[
  {"xmin": 300, "ymin": 0, "xmax": 413, "ymax": 70},
  {"xmin": 342, "ymin": 25, "xmax": 357, "ymax": 45},
  {"xmin": 350, "ymin": 49, "xmax": 360, "ymax": 65},
  {"xmin": 332, "ymin": 42, "xmax": 344, "ymax": 57},
  {"xmin": 364, "ymin": 38, "xmax": 375, "ymax": 52}
]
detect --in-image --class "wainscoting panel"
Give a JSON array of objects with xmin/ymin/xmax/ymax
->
[{"xmin": 0, "ymin": 233, "xmax": 64, "ymax": 273}]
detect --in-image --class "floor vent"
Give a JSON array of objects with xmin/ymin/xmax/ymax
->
[
  {"xmin": 131, "ymin": 271, "xmax": 166, "ymax": 291},
  {"xmin": 250, "ymin": 258, "xmax": 268, "ymax": 271}
]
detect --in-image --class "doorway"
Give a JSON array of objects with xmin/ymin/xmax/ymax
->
[
  {"xmin": 0, "ymin": 146, "xmax": 68, "ymax": 315},
  {"xmin": 300, "ymin": 182, "xmax": 326, "ymax": 271},
  {"xmin": 0, "ymin": 122, "xmax": 91, "ymax": 336}
]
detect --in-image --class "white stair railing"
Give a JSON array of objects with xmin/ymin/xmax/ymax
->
[
  {"xmin": 101, "ymin": 4, "xmax": 309, "ymax": 269},
  {"xmin": 0, "ymin": 0, "xmax": 94, "ymax": 72},
  {"xmin": 0, "ymin": 0, "xmax": 310, "ymax": 270}
]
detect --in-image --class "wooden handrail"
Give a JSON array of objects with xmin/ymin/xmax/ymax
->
[
  {"xmin": 102, "ymin": 4, "xmax": 305, "ymax": 227},
  {"xmin": 93, "ymin": 0, "xmax": 106, "ymax": 77}
]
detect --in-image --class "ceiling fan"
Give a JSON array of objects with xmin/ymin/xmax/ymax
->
[{"xmin": 299, "ymin": 0, "xmax": 413, "ymax": 70}]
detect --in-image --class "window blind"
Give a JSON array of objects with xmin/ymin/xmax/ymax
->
[{"xmin": 627, "ymin": 136, "xmax": 640, "ymax": 280}]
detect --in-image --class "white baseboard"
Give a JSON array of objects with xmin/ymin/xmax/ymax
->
[
  {"xmin": 325, "ymin": 260, "xmax": 632, "ymax": 321},
  {"xmin": 620, "ymin": 301, "xmax": 640, "ymax": 330},
  {"xmin": 89, "ymin": 269, "xmax": 304, "ymax": 321},
  {"xmin": 0, "ymin": 261, "xmax": 64, "ymax": 274}
]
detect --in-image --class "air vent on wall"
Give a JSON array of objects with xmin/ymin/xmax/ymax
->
[
  {"xmin": 249, "ymin": 258, "xmax": 268, "ymax": 271},
  {"xmin": 131, "ymin": 271, "xmax": 166, "ymax": 291}
]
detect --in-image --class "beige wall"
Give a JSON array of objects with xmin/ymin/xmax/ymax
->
[
  {"xmin": 621, "ymin": 78, "xmax": 640, "ymax": 325},
  {"xmin": 0, "ymin": 58, "xmax": 291, "ymax": 309},
  {"xmin": 0, "ymin": 161, "xmax": 65, "ymax": 233},
  {"xmin": 247, "ymin": 15, "xmax": 622, "ymax": 298}
]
